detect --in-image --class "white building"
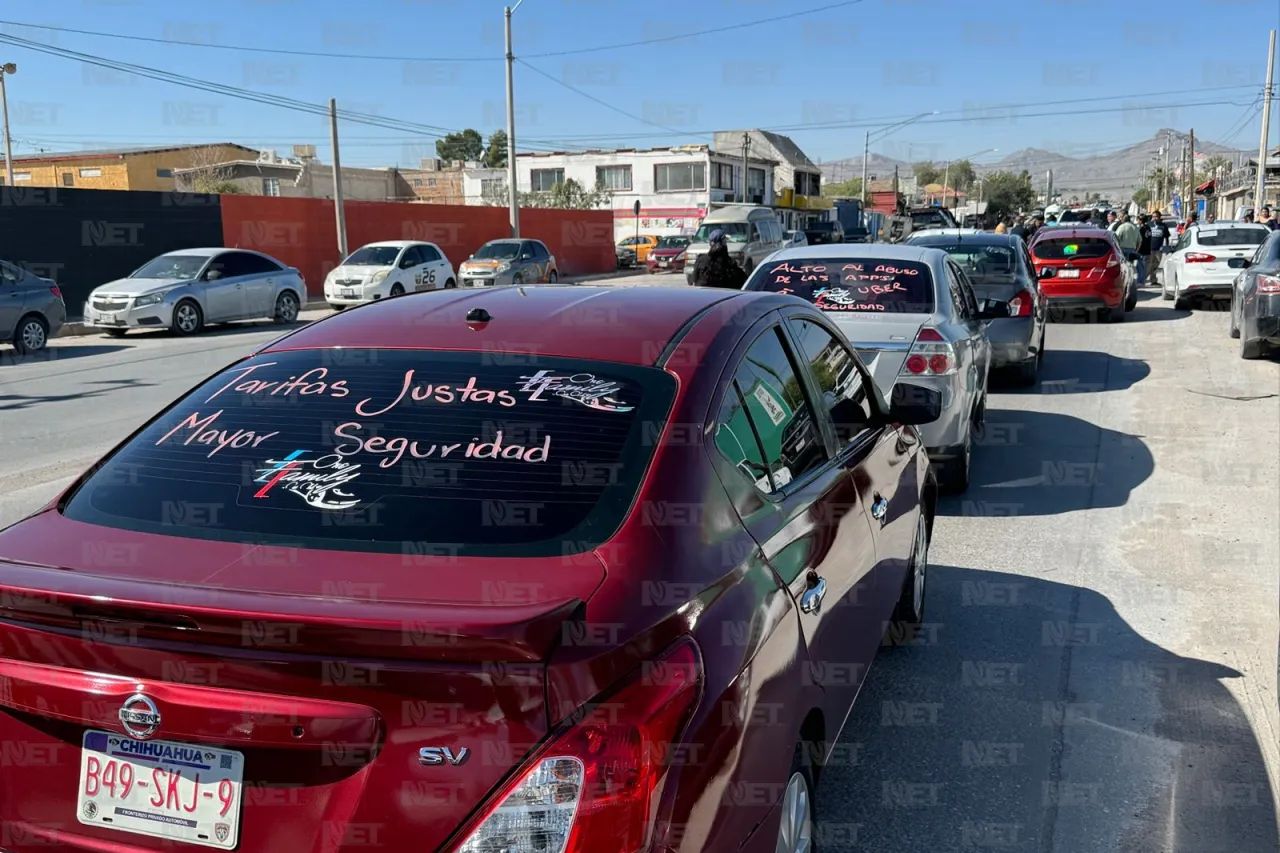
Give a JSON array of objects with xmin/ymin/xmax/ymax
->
[{"xmin": 508, "ymin": 145, "xmax": 780, "ymax": 241}]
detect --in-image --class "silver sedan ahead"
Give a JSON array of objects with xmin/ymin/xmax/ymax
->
[
  {"xmin": 743, "ymin": 243, "xmax": 1010, "ymax": 492},
  {"xmin": 83, "ymin": 249, "xmax": 307, "ymax": 337}
]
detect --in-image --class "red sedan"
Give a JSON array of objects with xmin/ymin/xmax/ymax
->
[{"xmin": 0, "ymin": 285, "xmax": 941, "ymax": 853}]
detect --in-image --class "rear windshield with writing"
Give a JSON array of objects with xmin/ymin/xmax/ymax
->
[
  {"xmin": 1197, "ymin": 228, "xmax": 1268, "ymax": 247},
  {"xmin": 1033, "ymin": 237, "xmax": 1113, "ymax": 260},
  {"xmin": 61, "ymin": 351, "xmax": 675, "ymax": 557},
  {"xmin": 745, "ymin": 259, "xmax": 935, "ymax": 313}
]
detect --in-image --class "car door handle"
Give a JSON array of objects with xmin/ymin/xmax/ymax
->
[
  {"xmin": 871, "ymin": 494, "xmax": 888, "ymax": 521},
  {"xmin": 800, "ymin": 577, "xmax": 827, "ymax": 614}
]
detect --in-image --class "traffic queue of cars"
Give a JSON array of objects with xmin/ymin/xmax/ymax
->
[{"xmin": 0, "ymin": 282, "xmax": 943, "ymax": 853}]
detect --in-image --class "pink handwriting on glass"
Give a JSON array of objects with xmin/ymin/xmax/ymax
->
[
  {"xmin": 854, "ymin": 282, "xmax": 908, "ymax": 296},
  {"xmin": 155, "ymin": 410, "xmax": 279, "ymax": 458},
  {"xmin": 333, "ymin": 425, "xmax": 550, "ymax": 468}
]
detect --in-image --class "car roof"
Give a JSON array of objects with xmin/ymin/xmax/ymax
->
[
  {"xmin": 765, "ymin": 243, "xmax": 938, "ymax": 264},
  {"xmin": 359, "ymin": 240, "xmax": 426, "ymax": 249},
  {"xmin": 908, "ymin": 227, "xmax": 984, "ymax": 238},
  {"xmin": 910, "ymin": 232, "xmax": 1021, "ymax": 247},
  {"xmin": 160, "ymin": 248, "xmax": 234, "ymax": 257},
  {"xmin": 260, "ymin": 285, "xmax": 764, "ymax": 366}
]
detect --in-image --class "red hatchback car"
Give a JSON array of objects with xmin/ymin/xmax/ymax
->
[
  {"xmin": 1029, "ymin": 226, "xmax": 1132, "ymax": 322},
  {"xmin": 0, "ymin": 285, "xmax": 942, "ymax": 853}
]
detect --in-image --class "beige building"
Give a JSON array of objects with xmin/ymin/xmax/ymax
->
[
  {"xmin": 3, "ymin": 143, "xmax": 261, "ymax": 191},
  {"xmin": 175, "ymin": 151, "xmax": 413, "ymax": 202}
]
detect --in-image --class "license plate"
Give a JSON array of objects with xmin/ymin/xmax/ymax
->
[
  {"xmin": 1058, "ymin": 269, "xmax": 1080, "ymax": 278},
  {"xmin": 77, "ymin": 730, "xmax": 244, "ymax": 849},
  {"xmin": 658, "ymin": 260, "xmax": 669, "ymax": 267},
  {"xmin": 341, "ymin": 288, "xmax": 355, "ymax": 298}
]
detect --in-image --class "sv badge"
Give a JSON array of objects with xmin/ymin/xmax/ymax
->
[{"xmin": 419, "ymin": 746, "xmax": 471, "ymax": 767}]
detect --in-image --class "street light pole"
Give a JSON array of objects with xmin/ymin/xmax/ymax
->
[
  {"xmin": 1255, "ymin": 29, "xmax": 1276, "ymax": 211},
  {"xmin": 861, "ymin": 131, "xmax": 869, "ymax": 207},
  {"xmin": 504, "ymin": 2, "xmax": 524, "ymax": 238},
  {"xmin": 0, "ymin": 63, "xmax": 15, "ymax": 186}
]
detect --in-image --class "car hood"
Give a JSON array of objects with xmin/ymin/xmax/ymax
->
[
  {"xmin": 330, "ymin": 264, "xmax": 390, "ymax": 279},
  {"xmin": 462, "ymin": 258, "xmax": 515, "ymax": 267},
  {"xmin": 651, "ymin": 248, "xmax": 685, "ymax": 258},
  {"xmin": 92, "ymin": 277, "xmax": 191, "ymax": 296}
]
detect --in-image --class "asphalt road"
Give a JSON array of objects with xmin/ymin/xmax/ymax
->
[{"xmin": 1, "ymin": 286, "xmax": 1277, "ymax": 852}]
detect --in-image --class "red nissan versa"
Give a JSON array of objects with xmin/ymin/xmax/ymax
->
[
  {"xmin": 0, "ymin": 285, "xmax": 942, "ymax": 853},
  {"xmin": 1029, "ymin": 227, "xmax": 1129, "ymax": 322}
]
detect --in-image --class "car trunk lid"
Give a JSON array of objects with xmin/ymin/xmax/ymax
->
[
  {"xmin": 0, "ymin": 511, "xmax": 601, "ymax": 853},
  {"xmin": 827, "ymin": 314, "xmax": 930, "ymax": 397}
]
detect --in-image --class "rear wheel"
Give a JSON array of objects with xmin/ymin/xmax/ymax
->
[
  {"xmin": 1107, "ymin": 305, "xmax": 1125, "ymax": 323},
  {"xmin": 891, "ymin": 510, "xmax": 930, "ymax": 629},
  {"xmin": 1174, "ymin": 295, "xmax": 1191, "ymax": 311},
  {"xmin": 775, "ymin": 746, "xmax": 817, "ymax": 853},
  {"xmin": 548, "ymin": 270, "xmax": 558, "ymax": 283},
  {"xmin": 1124, "ymin": 286, "xmax": 1138, "ymax": 312},
  {"xmin": 939, "ymin": 427, "xmax": 972, "ymax": 494},
  {"xmin": 12, "ymin": 314, "xmax": 48, "ymax": 354},
  {"xmin": 1229, "ymin": 293, "xmax": 1241, "ymax": 338},
  {"xmin": 102, "ymin": 328, "xmax": 128, "ymax": 338},
  {"xmin": 1013, "ymin": 354, "xmax": 1039, "ymax": 386},
  {"xmin": 1240, "ymin": 335, "xmax": 1269, "ymax": 360}
]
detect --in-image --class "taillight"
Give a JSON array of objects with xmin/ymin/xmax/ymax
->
[
  {"xmin": 448, "ymin": 638, "xmax": 703, "ymax": 853},
  {"xmin": 1106, "ymin": 255, "xmax": 1120, "ymax": 268},
  {"xmin": 49, "ymin": 286, "xmax": 62, "ymax": 300},
  {"xmin": 1258, "ymin": 274, "xmax": 1280, "ymax": 294},
  {"xmin": 1008, "ymin": 289, "xmax": 1034, "ymax": 317},
  {"xmin": 1185, "ymin": 252, "xmax": 1216, "ymax": 263},
  {"xmin": 900, "ymin": 327, "xmax": 957, "ymax": 376}
]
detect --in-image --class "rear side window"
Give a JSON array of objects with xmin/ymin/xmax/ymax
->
[
  {"xmin": 1197, "ymin": 228, "xmax": 1268, "ymax": 247},
  {"xmin": 61, "ymin": 350, "xmax": 676, "ymax": 557},
  {"xmin": 746, "ymin": 258, "xmax": 936, "ymax": 313},
  {"xmin": 1032, "ymin": 237, "xmax": 1113, "ymax": 260}
]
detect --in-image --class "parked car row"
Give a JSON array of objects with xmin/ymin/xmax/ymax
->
[{"xmin": 0, "ymin": 282, "xmax": 946, "ymax": 853}]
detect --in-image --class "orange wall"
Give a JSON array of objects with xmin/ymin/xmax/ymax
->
[{"xmin": 219, "ymin": 196, "xmax": 614, "ymax": 289}]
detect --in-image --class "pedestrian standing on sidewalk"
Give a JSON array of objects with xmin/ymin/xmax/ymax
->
[
  {"xmin": 1010, "ymin": 217, "xmax": 1030, "ymax": 243},
  {"xmin": 1136, "ymin": 214, "xmax": 1153, "ymax": 287},
  {"xmin": 994, "ymin": 219, "xmax": 1008, "ymax": 234}
]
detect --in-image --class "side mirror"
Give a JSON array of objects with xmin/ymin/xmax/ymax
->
[
  {"xmin": 1227, "ymin": 257, "xmax": 1251, "ymax": 269},
  {"xmin": 204, "ymin": 270, "xmax": 222, "ymax": 281},
  {"xmin": 1037, "ymin": 267, "xmax": 1055, "ymax": 279},
  {"xmin": 886, "ymin": 383, "xmax": 942, "ymax": 426},
  {"xmin": 521, "ymin": 253, "xmax": 533, "ymax": 260},
  {"xmin": 976, "ymin": 299, "xmax": 1012, "ymax": 320}
]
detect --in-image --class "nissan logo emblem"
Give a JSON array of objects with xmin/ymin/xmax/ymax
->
[{"xmin": 118, "ymin": 693, "xmax": 161, "ymax": 740}]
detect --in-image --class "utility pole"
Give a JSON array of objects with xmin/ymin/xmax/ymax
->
[
  {"xmin": 1162, "ymin": 131, "xmax": 1171, "ymax": 210},
  {"xmin": 328, "ymin": 98, "xmax": 347, "ymax": 259},
  {"xmin": 861, "ymin": 131, "xmax": 870, "ymax": 206},
  {"xmin": 504, "ymin": 4, "xmax": 522, "ymax": 237},
  {"xmin": 942, "ymin": 160, "xmax": 951, "ymax": 208},
  {"xmin": 0, "ymin": 63, "xmax": 14, "ymax": 186},
  {"xmin": 1255, "ymin": 29, "xmax": 1276, "ymax": 210},
  {"xmin": 740, "ymin": 132, "xmax": 750, "ymax": 203},
  {"xmin": 1188, "ymin": 128, "xmax": 1195, "ymax": 218},
  {"xmin": 1046, "ymin": 170, "xmax": 1053, "ymax": 207}
]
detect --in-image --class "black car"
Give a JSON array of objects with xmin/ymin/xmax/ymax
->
[
  {"xmin": 803, "ymin": 221, "xmax": 845, "ymax": 245},
  {"xmin": 1228, "ymin": 229, "xmax": 1280, "ymax": 359},
  {"xmin": 0, "ymin": 259, "xmax": 66, "ymax": 354}
]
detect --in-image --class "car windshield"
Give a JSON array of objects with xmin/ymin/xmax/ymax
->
[
  {"xmin": 343, "ymin": 246, "xmax": 400, "ymax": 266},
  {"xmin": 130, "ymin": 255, "xmax": 209, "ymax": 279},
  {"xmin": 692, "ymin": 222, "xmax": 749, "ymax": 243},
  {"xmin": 61, "ymin": 350, "xmax": 676, "ymax": 557},
  {"xmin": 473, "ymin": 241, "xmax": 522, "ymax": 260},
  {"xmin": 657, "ymin": 236, "xmax": 689, "ymax": 249},
  {"xmin": 928, "ymin": 242, "xmax": 1020, "ymax": 283},
  {"xmin": 745, "ymin": 257, "xmax": 936, "ymax": 313},
  {"xmin": 1197, "ymin": 228, "xmax": 1267, "ymax": 247},
  {"xmin": 1033, "ymin": 237, "xmax": 1113, "ymax": 259}
]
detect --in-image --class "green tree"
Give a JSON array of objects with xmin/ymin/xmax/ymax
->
[
  {"xmin": 1132, "ymin": 187, "xmax": 1151, "ymax": 207},
  {"xmin": 913, "ymin": 161, "xmax": 942, "ymax": 185},
  {"xmin": 949, "ymin": 159, "xmax": 976, "ymax": 192},
  {"xmin": 518, "ymin": 178, "xmax": 609, "ymax": 210},
  {"xmin": 435, "ymin": 129, "xmax": 484, "ymax": 162},
  {"xmin": 822, "ymin": 177, "xmax": 862, "ymax": 198},
  {"xmin": 981, "ymin": 170, "xmax": 1037, "ymax": 220},
  {"xmin": 484, "ymin": 130, "xmax": 508, "ymax": 168}
]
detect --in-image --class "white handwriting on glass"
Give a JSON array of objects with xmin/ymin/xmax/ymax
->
[
  {"xmin": 518, "ymin": 370, "xmax": 633, "ymax": 413},
  {"xmin": 254, "ymin": 454, "xmax": 362, "ymax": 510}
]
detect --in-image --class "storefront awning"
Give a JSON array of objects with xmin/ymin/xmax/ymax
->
[{"xmin": 1195, "ymin": 179, "xmax": 1215, "ymax": 194}]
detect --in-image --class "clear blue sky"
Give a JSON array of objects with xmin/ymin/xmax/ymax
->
[{"xmin": 0, "ymin": 0, "xmax": 1276, "ymax": 170}]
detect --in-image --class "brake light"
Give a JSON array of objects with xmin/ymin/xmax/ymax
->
[
  {"xmin": 1258, "ymin": 274, "xmax": 1280, "ymax": 294},
  {"xmin": 49, "ymin": 286, "xmax": 62, "ymax": 300},
  {"xmin": 900, "ymin": 327, "xmax": 956, "ymax": 376},
  {"xmin": 448, "ymin": 638, "xmax": 703, "ymax": 853},
  {"xmin": 1106, "ymin": 255, "xmax": 1120, "ymax": 268},
  {"xmin": 1008, "ymin": 289, "xmax": 1034, "ymax": 317},
  {"xmin": 1185, "ymin": 252, "xmax": 1216, "ymax": 263}
]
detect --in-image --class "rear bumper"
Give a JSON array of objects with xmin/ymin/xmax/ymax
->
[
  {"xmin": 1243, "ymin": 293, "xmax": 1280, "ymax": 342},
  {"xmin": 984, "ymin": 316, "xmax": 1036, "ymax": 367},
  {"xmin": 1041, "ymin": 278, "xmax": 1124, "ymax": 309}
]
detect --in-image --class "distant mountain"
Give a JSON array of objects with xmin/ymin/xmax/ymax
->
[{"xmin": 821, "ymin": 130, "xmax": 1252, "ymax": 202}]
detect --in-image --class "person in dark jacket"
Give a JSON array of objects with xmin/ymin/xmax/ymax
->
[
  {"xmin": 692, "ymin": 230, "xmax": 747, "ymax": 289},
  {"xmin": 1136, "ymin": 214, "xmax": 1153, "ymax": 287},
  {"xmin": 1145, "ymin": 215, "xmax": 1169, "ymax": 285}
]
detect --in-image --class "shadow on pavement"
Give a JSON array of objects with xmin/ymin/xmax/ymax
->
[
  {"xmin": 938, "ymin": 409, "xmax": 1153, "ymax": 517},
  {"xmin": 817, "ymin": 566, "xmax": 1278, "ymax": 852},
  {"xmin": 0, "ymin": 377, "xmax": 155, "ymax": 411},
  {"xmin": 0, "ymin": 344, "xmax": 129, "ymax": 367},
  {"xmin": 107, "ymin": 320, "xmax": 307, "ymax": 342},
  {"xmin": 1001, "ymin": 349, "xmax": 1150, "ymax": 395}
]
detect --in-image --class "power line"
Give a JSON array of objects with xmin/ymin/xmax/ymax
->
[{"xmin": 514, "ymin": 58, "xmax": 683, "ymax": 135}]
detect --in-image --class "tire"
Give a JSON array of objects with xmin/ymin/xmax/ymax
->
[
  {"xmin": 775, "ymin": 744, "xmax": 817, "ymax": 853},
  {"xmin": 12, "ymin": 314, "xmax": 48, "ymax": 354},
  {"xmin": 891, "ymin": 509, "xmax": 930, "ymax": 629},
  {"xmin": 1229, "ymin": 294, "xmax": 1240, "ymax": 338},
  {"xmin": 328, "ymin": 303, "xmax": 347, "ymax": 312},
  {"xmin": 389, "ymin": 284, "xmax": 405, "ymax": 298},
  {"xmin": 1173, "ymin": 296, "xmax": 1190, "ymax": 311},
  {"xmin": 273, "ymin": 290, "xmax": 300, "ymax": 324},
  {"xmin": 1124, "ymin": 288, "xmax": 1138, "ymax": 312},
  {"xmin": 1013, "ymin": 355, "xmax": 1039, "ymax": 387},
  {"xmin": 939, "ymin": 427, "xmax": 972, "ymax": 494},
  {"xmin": 548, "ymin": 270, "xmax": 558, "ymax": 283},
  {"xmin": 102, "ymin": 328, "xmax": 128, "ymax": 338},
  {"xmin": 512, "ymin": 274, "xmax": 524, "ymax": 285},
  {"xmin": 1240, "ymin": 335, "xmax": 1269, "ymax": 360},
  {"xmin": 444, "ymin": 278, "xmax": 456, "ymax": 289},
  {"xmin": 171, "ymin": 299, "xmax": 203, "ymax": 336}
]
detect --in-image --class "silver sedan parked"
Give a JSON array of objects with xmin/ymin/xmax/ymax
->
[
  {"xmin": 83, "ymin": 249, "xmax": 307, "ymax": 337},
  {"xmin": 743, "ymin": 243, "xmax": 1010, "ymax": 492}
]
